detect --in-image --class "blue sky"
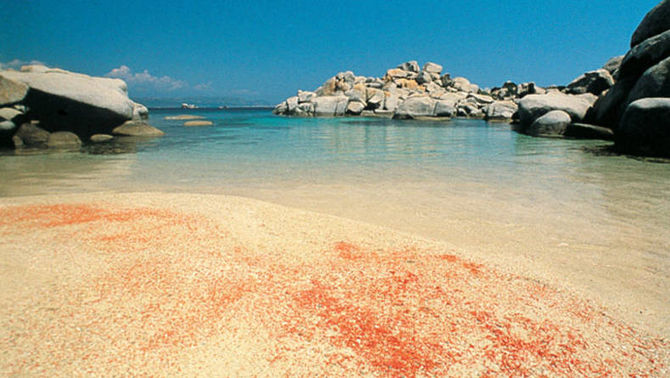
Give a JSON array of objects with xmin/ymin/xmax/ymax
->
[{"xmin": 0, "ymin": 0, "xmax": 659, "ymax": 103}]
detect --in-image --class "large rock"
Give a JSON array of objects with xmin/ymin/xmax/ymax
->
[
  {"xmin": 132, "ymin": 102, "xmax": 149, "ymax": 121},
  {"xmin": 484, "ymin": 101, "xmax": 518, "ymax": 121},
  {"xmin": 394, "ymin": 96, "xmax": 436, "ymax": 119},
  {"xmin": 0, "ymin": 120, "xmax": 15, "ymax": 131},
  {"xmin": 415, "ymin": 71, "xmax": 433, "ymax": 84},
  {"xmin": 517, "ymin": 92, "xmax": 594, "ymax": 127},
  {"xmin": 346, "ymin": 101, "xmax": 365, "ymax": 115},
  {"xmin": 0, "ymin": 107, "xmax": 22, "ymax": 122},
  {"xmin": 617, "ymin": 97, "xmax": 670, "ymax": 157},
  {"xmin": 366, "ymin": 88, "xmax": 385, "ymax": 108},
  {"xmin": 526, "ymin": 110, "xmax": 572, "ymax": 137},
  {"xmin": 286, "ymin": 96, "xmax": 299, "ymax": 113},
  {"xmin": 298, "ymin": 90, "xmax": 316, "ymax": 103},
  {"xmin": 422, "ymin": 62, "xmax": 443, "ymax": 74},
  {"xmin": 384, "ymin": 95, "xmax": 400, "ymax": 112},
  {"xmin": 345, "ymin": 84, "xmax": 367, "ymax": 103},
  {"xmin": 434, "ymin": 100, "xmax": 456, "ymax": 117},
  {"xmin": 112, "ymin": 121, "xmax": 165, "ymax": 137},
  {"xmin": 602, "ymin": 55, "xmax": 624, "ymax": 76},
  {"xmin": 631, "ymin": 0, "xmax": 670, "ymax": 48},
  {"xmin": 585, "ymin": 77, "xmax": 638, "ymax": 128},
  {"xmin": 47, "ymin": 131, "xmax": 82, "ymax": 149},
  {"xmin": 386, "ymin": 68, "xmax": 409, "ymax": 79},
  {"xmin": 0, "ymin": 74, "xmax": 29, "ymax": 106},
  {"xmin": 451, "ymin": 77, "xmax": 478, "ymax": 93},
  {"xmin": 312, "ymin": 96, "xmax": 348, "ymax": 116},
  {"xmin": 566, "ymin": 69, "xmax": 614, "ymax": 95},
  {"xmin": 0, "ymin": 67, "xmax": 137, "ymax": 137},
  {"xmin": 467, "ymin": 93, "xmax": 494, "ymax": 104},
  {"xmin": 14, "ymin": 123, "xmax": 50, "ymax": 147},
  {"xmin": 272, "ymin": 101, "xmax": 288, "ymax": 115},
  {"xmin": 619, "ymin": 29, "xmax": 670, "ymax": 79},
  {"xmin": 397, "ymin": 61, "xmax": 420, "ymax": 73},
  {"xmin": 626, "ymin": 56, "xmax": 670, "ymax": 104}
]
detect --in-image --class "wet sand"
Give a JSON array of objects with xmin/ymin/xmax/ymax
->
[{"xmin": 0, "ymin": 192, "xmax": 667, "ymax": 376}]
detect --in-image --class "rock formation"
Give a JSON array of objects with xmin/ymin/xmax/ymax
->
[
  {"xmin": 0, "ymin": 65, "xmax": 163, "ymax": 151},
  {"xmin": 585, "ymin": 0, "xmax": 670, "ymax": 157},
  {"xmin": 273, "ymin": 60, "xmax": 545, "ymax": 123}
]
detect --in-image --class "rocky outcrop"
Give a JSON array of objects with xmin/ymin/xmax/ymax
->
[
  {"xmin": 630, "ymin": 0, "xmax": 670, "ymax": 48},
  {"xmin": 626, "ymin": 56, "xmax": 670, "ymax": 104},
  {"xmin": 578, "ymin": 0, "xmax": 670, "ymax": 156},
  {"xmin": 46, "ymin": 131, "xmax": 82, "ymax": 149},
  {"xmin": 619, "ymin": 30, "xmax": 670, "ymax": 79},
  {"xmin": 274, "ymin": 60, "xmax": 541, "ymax": 122},
  {"xmin": 0, "ymin": 65, "xmax": 163, "ymax": 150}
]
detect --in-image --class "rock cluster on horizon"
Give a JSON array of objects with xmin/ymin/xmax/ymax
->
[
  {"xmin": 273, "ymin": 60, "xmax": 548, "ymax": 122},
  {"xmin": 274, "ymin": 59, "xmax": 620, "ymax": 141},
  {"xmin": 0, "ymin": 65, "xmax": 164, "ymax": 151}
]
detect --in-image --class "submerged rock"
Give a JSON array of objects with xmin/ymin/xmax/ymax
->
[
  {"xmin": 564, "ymin": 123, "xmax": 615, "ymax": 140},
  {"xmin": 112, "ymin": 121, "xmax": 165, "ymax": 137},
  {"xmin": 90, "ymin": 134, "xmax": 114, "ymax": 143},
  {"xmin": 184, "ymin": 120, "xmax": 213, "ymax": 126},
  {"xmin": 47, "ymin": 131, "xmax": 82, "ymax": 149}
]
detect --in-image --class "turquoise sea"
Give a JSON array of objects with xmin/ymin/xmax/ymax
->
[{"xmin": 1, "ymin": 108, "xmax": 669, "ymax": 334}]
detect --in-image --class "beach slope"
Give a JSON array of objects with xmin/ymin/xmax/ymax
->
[{"xmin": 0, "ymin": 192, "xmax": 667, "ymax": 376}]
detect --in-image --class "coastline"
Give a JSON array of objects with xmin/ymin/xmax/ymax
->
[{"xmin": 1, "ymin": 191, "xmax": 667, "ymax": 375}]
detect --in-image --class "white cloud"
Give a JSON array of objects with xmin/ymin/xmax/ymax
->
[
  {"xmin": 193, "ymin": 82, "xmax": 213, "ymax": 91},
  {"xmin": 0, "ymin": 59, "xmax": 47, "ymax": 70},
  {"xmin": 105, "ymin": 65, "xmax": 187, "ymax": 92},
  {"xmin": 230, "ymin": 88, "xmax": 259, "ymax": 96}
]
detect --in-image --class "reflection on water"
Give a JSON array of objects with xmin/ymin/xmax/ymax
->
[{"xmin": 0, "ymin": 108, "xmax": 669, "ymax": 336}]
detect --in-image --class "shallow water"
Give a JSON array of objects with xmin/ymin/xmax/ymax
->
[{"xmin": 1, "ymin": 108, "xmax": 669, "ymax": 336}]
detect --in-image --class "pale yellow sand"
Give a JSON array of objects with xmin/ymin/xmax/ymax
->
[{"xmin": 0, "ymin": 192, "xmax": 667, "ymax": 376}]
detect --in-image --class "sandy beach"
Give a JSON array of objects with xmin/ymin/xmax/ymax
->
[{"xmin": 1, "ymin": 192, "xmax": 667, "ymax": 376}]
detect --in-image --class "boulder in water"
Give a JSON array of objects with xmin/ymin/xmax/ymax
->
[
  {"xmin": 617, "ymin": 97, "xmax": 670, "ymax": 157},
  {"xmin": 526, "ymin": 110, "xmax": 572, "ymax": 137}
]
